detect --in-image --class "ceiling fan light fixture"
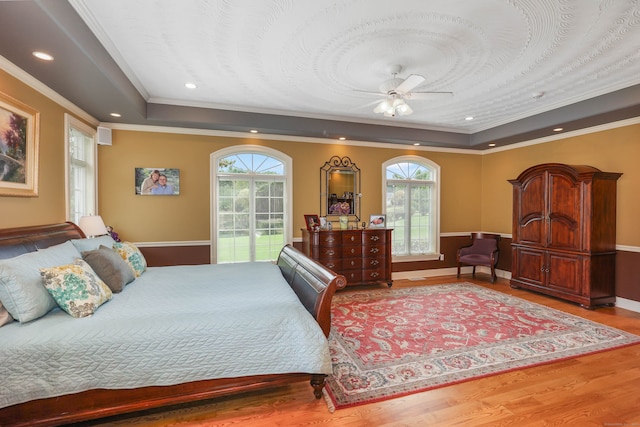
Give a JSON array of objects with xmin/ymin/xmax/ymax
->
[
  {"xmin": 374, "ymin": 99, "xmax": 392, "ymax": 113},
  {"xmin": 375, "ymin": 97, "xmax": 413, "ymax": 117}
]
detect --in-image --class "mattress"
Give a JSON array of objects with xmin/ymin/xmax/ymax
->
[{"xmin": 0, "ymin": 262, "xmax": 331, "ymax": 409}]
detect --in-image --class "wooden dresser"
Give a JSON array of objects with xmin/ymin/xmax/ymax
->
[
  {"xmin": 301, "ymin": 228, "xmax": 393, "ymax": 287},
  {"xmin": 509, "ymin": 163, "xmax": 621, "ymax": 308}
]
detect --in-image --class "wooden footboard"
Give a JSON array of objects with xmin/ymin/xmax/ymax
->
[{"xmin": 0, "ymin": 224, "xmax": 345, "ymax": 427}]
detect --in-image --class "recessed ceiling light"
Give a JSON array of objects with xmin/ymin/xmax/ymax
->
[
  {"xmin": 185, "ymin": 83, "xmax": 197, "ymax": 89},
  {"xmin": 338, "ymin": 137, "xmax": 346, "ymax": 141},
  {"xmin": 465, "ymin": 116, "xmax": 474, "ymax": 121},
  {"xmin": 553, "ymin": 127, "xmax": 564, "ymax": 132},
  {"xmin": 413, "ymin": 143, "xmax": 420, "ymax": 146},
  {"xmin": 249, "ymin": 129, "xmax": 258, "ymax": 134},
  {"xmin": 488, "ymin": 143, "xmax": 496, "ymax": 147},
  {"xmin": 32, "ymin": 51, "xmax": 54, "ymax": 61},
  {"xmin": 110, "ymin": 113, "xmax": 121, "ymax": 118}
]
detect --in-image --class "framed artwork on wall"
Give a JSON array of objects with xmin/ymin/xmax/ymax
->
[
  {"xmin": 0, "ymin": 91, "xmax": 39, "ymax": 197},
  {"xmin": 135, "ymin": 167, "xmax": 180, "ymax": 195},
  {"xmin": 369, "ymin": 214, "xmax": 386, "ymax": 228}
]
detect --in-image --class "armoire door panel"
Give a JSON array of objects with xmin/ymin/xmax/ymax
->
[
  {"xmin": 547, "ymin": 172, "xmax": 581, "ymax": 250},
  {"xmin": 516, "ymin": 173, "xmax": 546, "ymax": 245},
  {"xmin": 546, "ymin": 253, "xmax": 582, "ymax": 294}
]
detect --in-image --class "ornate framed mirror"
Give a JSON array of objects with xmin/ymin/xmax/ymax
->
[{"xmin": 320, "ymin": 156, "xmax": 361, "ymax": 221}]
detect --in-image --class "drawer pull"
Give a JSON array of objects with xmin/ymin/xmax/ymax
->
[
  {"xmin": 370, "ymin": 272, "xmax": 379, "ymax": 278},
  {"xmin": 370, "ymin": 260, "xmax": 379, "ymax": 266},
  {"xmin": 326, "ymin": 250, "xmax": 335, "ymax": 256},
  {"xmin": 369, "ymin": 248, "xmax": 379, "ymax": 254},
  {"xmin": 370, "ymin": 235, "xmax": 380, "ymax": 241},
  {"xmin": 350, "ymin": 235, "xmax": 355, "ymax": 242}
]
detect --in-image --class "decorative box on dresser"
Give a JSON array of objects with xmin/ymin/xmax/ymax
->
[
  {"xmin": 301, "ymin": 228, "xmax": 393, "ymax": 287},
  {"xmin": 508, "ymin": 163, "xmax": 622, "ymax": 309}
]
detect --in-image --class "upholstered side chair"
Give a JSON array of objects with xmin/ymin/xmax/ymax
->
[{"xmin": 456, "ymin": 233, "xmax": 501, "ymax": 283}]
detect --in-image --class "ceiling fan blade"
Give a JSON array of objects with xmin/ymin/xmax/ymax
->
[
  {"xmin": 352, "ymin": 89, "xmax": 387, "ymax": 97},
  {"xmin": 395, "ymin": 74, "xmax": 426, "ymax": 93},
  {"xmin": 405, "ymin": 91, "xmax": 453, "ymax": 100}
]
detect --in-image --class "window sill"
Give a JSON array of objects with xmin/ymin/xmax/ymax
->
[{"xmin": 392, "ymin": 254, "xmax": 440, "ymax": 263}]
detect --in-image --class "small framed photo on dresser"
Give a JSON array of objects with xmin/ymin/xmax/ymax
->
[
  {"xmin": 304, "ymin": 214, "xmax": 320, "ymax": 230},
  {"xmin": 369, "ymin": 214, "xmax": 386, "ymax": 228}
]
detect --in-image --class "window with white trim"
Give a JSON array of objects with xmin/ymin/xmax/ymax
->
[
  {"xmin": 211, "ymin": 146, "xmax": 292, "ymax": 263},
  {"xmin": 383, "ymin": 156, "xmax": 440, "ymax": 260},
  {"xmin": 65, "ymin": 114, "xmax": 97, "ymax": 224}
]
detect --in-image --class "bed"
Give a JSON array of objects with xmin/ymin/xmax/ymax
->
[{"xmin": 0, "ymin": 222, "xmax": 346, "ymax": 427}]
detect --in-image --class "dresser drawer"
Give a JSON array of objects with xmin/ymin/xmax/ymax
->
[
  {"xmin": 362, "ymin": 244, "xmax": 385, "ymax": 257},
  {"xmin": 319, "ymin": 258, "xmax": 342, "ymax": 272},
  {"xmin": 342, "ymin": 246, "xmax": 361, "ymax": 258},
  {"xmin": 342, "ymin": 231, "xmax": 360, "ymax": 245},
  {"xmin": 318, "ymin": 231, "xmax": 341, "ymax": 247},
  {"xmin": 317, "ymin": 246, "xmax": 341, "ymax": 258},
  {"xmin": 343, "ymin": 257, "xmax": 362, "ymax": 270},
  {"xmin": 343, "ymin": 269, "xmax": 362, "ymax": 285},
  {"xmin": 362, "ymin": 267, "xmax": 386, "ymax": 283},
  {"xmin": 362, "ymin": 230, "xmax": 387, "ymax": 244},
  {"xmin": 362, "ymin": 257, "xmax": 384, "ymax": 269}
]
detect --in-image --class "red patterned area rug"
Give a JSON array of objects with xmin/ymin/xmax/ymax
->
[{"xmin": 323, "ymin": 283, "xmax": 640, "ymax": 410}]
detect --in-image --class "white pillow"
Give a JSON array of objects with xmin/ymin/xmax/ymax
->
[{"xmin": 0, "ymin": 241, "xmax": 82, "ymax": 323}]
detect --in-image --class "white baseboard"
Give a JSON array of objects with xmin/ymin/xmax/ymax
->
[{"xmin": 614, "ymin": 297, "xmax": 640, "ymax": 313}]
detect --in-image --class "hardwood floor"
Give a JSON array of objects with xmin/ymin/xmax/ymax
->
[{"xmin": 80, "ymin": 275, "xmax": 640, "ymax": 427}]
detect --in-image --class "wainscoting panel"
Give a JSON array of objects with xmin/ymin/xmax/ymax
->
[{"xmin": 137, "ymin": 238, "xmax": 638, "ymax": 305}]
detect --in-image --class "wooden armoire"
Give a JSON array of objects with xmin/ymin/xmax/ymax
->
[{"xmin": 509, "ymin": 163, "xmax": 621, "ymax": 308}]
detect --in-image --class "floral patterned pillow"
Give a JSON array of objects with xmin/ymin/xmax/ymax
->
[
  {"xmin": 40, "ymin": 259, "xmax": 112, "ymax": 318},
  {"xmin": 112, "ymin": 241, "xmax": 147, "ymax": 277}
]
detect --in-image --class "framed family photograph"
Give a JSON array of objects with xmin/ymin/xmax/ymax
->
[
  {"xmin": 304, "ymin": 214, "xmax": 320, "ymax": 230},
  {"xmin": 0, "ymin": 91, "xmax": 39, "ymax": 197},
  {"xmin": 135, "ymin": 167, "xmax": 180, "ymax": 195},
  {"xmin": 369, "ymin": 214, "xmax": 386, "ymax": 228}
]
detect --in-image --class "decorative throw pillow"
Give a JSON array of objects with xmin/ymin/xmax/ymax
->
[
  {"xmin": 0, "ymin": 301, "xmax": 14, "ymax": 327},
  {"xmin": 113, "ymin": 241, "xmax": 147, "ymax": 277},
  {"xmin": 82, "ymin": 246, "xmax": 135, "ymax": 293},
  {"xmin": 0, "ymin": 241, "xmax": 82, "ymax": 323},
  {"xmin": 40, "ymin": 259, "xmax": 112, "ymax": 318}
]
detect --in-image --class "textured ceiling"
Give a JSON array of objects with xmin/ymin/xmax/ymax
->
[
  {"xmin": 1, "ymin": 1, "xmax": 639, "ymax": 149},
  {"xmin": 69, "ymin": 0, "xmax": 640, "ymax": 132}
]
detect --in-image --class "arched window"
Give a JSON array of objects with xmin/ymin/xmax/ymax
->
[
  {"xmin": 383, "ymin": 156, "xmax": 440, "ymax": 260},
  {"xmin": 211, "ymin": 146, "xmax": 292, "ymax": 263}
]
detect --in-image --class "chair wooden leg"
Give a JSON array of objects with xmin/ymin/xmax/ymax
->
[
  {"xmin": 490, "ymin": 265, "xmax": 496, "ymax": 283},
  {"xmin": 472, "ymin": 266, "xmax": 476, "ymax": 277},
  {"xmin": 457, "ymin": 263, "xmax": 461, "ymax": 278}
]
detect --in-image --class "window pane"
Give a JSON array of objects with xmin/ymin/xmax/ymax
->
[
  {"xmin": 66, "ymin": 117, "xmax": 95, "ymax": 224},
  {"xmin": 385, "ymin": 159, "xmax": 437, "ymax": 257},
  {"xmin": 215, "ymin": 152, "xmax": 287, "ymax": 264}
]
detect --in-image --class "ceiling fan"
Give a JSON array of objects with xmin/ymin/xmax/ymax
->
[{"xmin": 359, "ymin": 65, "xmax": 453, "ymax": 117}]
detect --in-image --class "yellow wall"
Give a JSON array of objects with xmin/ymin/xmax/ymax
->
[
  {"xmin": 2, "ymin": 67, "xmax": 639, "ymax": 249},
  {"xmin": 0, "ymin": 69, "xmax": 83, "ymax": 228},
  {"xmin": 480, "ymin": 124, "xmax": 640, "ymax": 246},
  {"xmin": 98, "ymin": 130, "xmax": 482, "ymax": 241}
]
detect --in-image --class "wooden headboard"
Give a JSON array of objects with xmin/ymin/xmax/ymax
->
[{"xmin": 0, "ymin": 222, "xmax": 85, "ymax": 260}]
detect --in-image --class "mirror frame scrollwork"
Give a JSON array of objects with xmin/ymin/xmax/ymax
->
[{"xmin": 320, "ymin": 156, "xmax": 361, "ymax": 221}]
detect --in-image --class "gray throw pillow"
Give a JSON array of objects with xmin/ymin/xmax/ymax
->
[{"xmin": 81, "ymin": 246, "xmax": 135, "ymax": 293}]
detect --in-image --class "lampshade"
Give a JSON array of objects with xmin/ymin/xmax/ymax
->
[{"xmin": 78, "ymin": 215, "xmax": 108, "ymax": 238}]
